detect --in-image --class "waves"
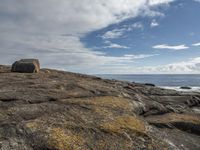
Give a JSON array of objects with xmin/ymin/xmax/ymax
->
[{"xmin": 160, "ymin": 86, "xmax": 200, "ymax": 92}]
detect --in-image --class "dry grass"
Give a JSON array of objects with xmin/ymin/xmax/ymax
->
[
  {"xmin": 25, "ymin": 121, "xmax": 40, "ymax": 132},
  {"xmin": 93, "ymin": 107, "xmax": 114, "ymax": 117},
  {"xmin": 48, "ymin": 128, "xmax": 84, "ymax": 150},
  {"xmin": 61, "ymin": 96, "xmax": 133, "ymax": 111},
  {"xmin": 25, "ymin": 120, "xmax": 85, "ymax": 150},
  {"xmin": 148, "ymin": 113, "xmax": 200, "ymax": 125},
  {"xmin": 169, "ymin": 113, "xmax": 200, "ymax": 124},
  {"xmin": 26, "ymin": 121, "xmax": 85, "ymax": 150},
  {"xmin": 100, "ymin": 115, "xmax": 146, "ymax": 135}
]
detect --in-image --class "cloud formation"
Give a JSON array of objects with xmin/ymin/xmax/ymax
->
[
  {"xmin": 103, "ymin": 42, "xmax": 129, "ymax": 49},
  {"xmin": 144, "ymin": 57, "xmax": 200, "ymax": 74},
  {"xmin": 149, "ymin": 0, "xmax": 175, "ymax": 5},
  {"xmin": 101, "ymin": 22, "xmax": 144, "ymax": 40},
  {"xmin": 153, "ymin": 44, "xmax": 189, "ymax": 50},
  {"xmin": 151, "ymin": 19, "xmax": 159, "ymax": 27},
  {"xmin": 130, "ymin": 22, "xmax": 144, "ymax": 30},
  {"xmin": 0, "ymin": 0, "xmax": 175, "ymax": 73},
  {"xmin": 192, "ymin": 43, "xmax": 200, "ymax": 46},
  {"xmin": 101, "ymin": 29, "xmax": 125, "ymax": 39}
]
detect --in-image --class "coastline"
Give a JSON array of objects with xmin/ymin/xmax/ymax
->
[
  {"xmin": 160, "ymin": 86, "xmax": 200, "ymax": 92},
  {"xmin": 98, "ymin": 74, "xmax": 200, "ymax": 93}
]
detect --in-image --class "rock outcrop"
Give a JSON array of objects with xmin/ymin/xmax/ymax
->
[
  {"xmin": 180, "ymin": 86, "xmax": 192, "ymax": 90},
  {"xmin": 0, "ymin": 65, "xmax": 200, "ymax": 150},
  {"xmin": 11, "ymin": 59, "xmax": 40, "ymax": 73}
]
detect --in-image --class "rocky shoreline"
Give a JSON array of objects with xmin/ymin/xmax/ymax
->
[{"xmin": 0, "ymin": 65, "xmax": 200, "ymax": 150}]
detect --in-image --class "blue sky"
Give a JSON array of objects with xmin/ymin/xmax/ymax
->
[
  {"xmin": 81, "ymin": 0, "xmax": 200, "ymax": 73},
  {"xmin": 0, "ymin": 0, "xmax": 200, "ymax": 74}
]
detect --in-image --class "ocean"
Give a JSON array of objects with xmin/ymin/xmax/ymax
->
[{"xmin": 97, "ymin": 74, "xmax": 200, "ymax": 92}]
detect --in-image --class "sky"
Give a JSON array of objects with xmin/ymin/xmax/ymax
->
[{"xmin": 0, "ymin": 0, "xmax": 200, "ymax": 74}]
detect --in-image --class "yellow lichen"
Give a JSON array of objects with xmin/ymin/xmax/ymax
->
[
  {"xmin": 100, "ymin": 115, "xmax": 146, "ymax": 135},
  {"xmin": 48, "ymin": 128, "xmax": 84, "ymax": 150},
  {"xmin": 149, "ymin": 113, "xmax": 200, "ymax": 125},
  {"xmin": 61, "ymin": 96, "xmax": 133, "ymax": 111},
  {"xmin": 0, "ymin": 112, "xmax": 8, "ymax": 121},
  {"xmin": 93, "ymin": 107, "xmax": 114, "ymax": 117},
  {"xmin": 25, "ymin": 121, "xmax": 42, "ymax": 132}
]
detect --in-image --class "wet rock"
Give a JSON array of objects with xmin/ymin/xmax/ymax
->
[
  {"xmin": 144, "ymin": 83, "xmax": 156, "ymax": 87},
  {"xmin": 11, "ymin": 59, "xmax": 40, "ymax": 73},
  {"xmin": 180, "ymin": 86, "xmax": 192, "ymax": 90}
]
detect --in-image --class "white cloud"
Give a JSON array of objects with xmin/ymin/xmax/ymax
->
[
  {"xmin": 0, "ymin": 0, "xmax": 176, "ymax": 73},
  {"xmin": 143, "ymin": 57, "xmax": 200, "ymax": 74},
  {"xmin": 149, "ymin": 0, "xmax": 175, "ymax": 6},
  {"xmin": 99, "ymin": 57, "xmax": 200, "ymax": 74},
  {"xmin": 128, "ymin": 22, "xmax": 144, "ymax": 30},
  {"xmin": 153, "ymin": 44, "xmax": 189, "ymax": 50},
  {"xmin": 102, "ymin": 22, "xmax": 144, "ymax": 39},
  {"xmin": 132, "ymin": 22, "xmax": 144, "ymax": 29},
  {"xmin": 194, "ymin": 0, "xmax": 200, "ymax": 3},
  {"xmin": 124, "ymin": 54, "xmax": 158, "ymax": 59},
  {"xmin": 101, "ymin": 28, "xmax": 125, "ymax": 39},
  {"xmin": 104, "ymin": 43, "xmax": 129, "ymax": 49},
  {"xmin": 192, "ymin": 43, "xmax": 200, "ymax": 46},
  {"xmin": 151, "ymin": 19, "xmax": 159, "ymax": 27}
]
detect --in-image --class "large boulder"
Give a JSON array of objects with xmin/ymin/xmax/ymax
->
[{"xmin": 11, "ymin": 59, "xmax": 40, "ymax": 73}]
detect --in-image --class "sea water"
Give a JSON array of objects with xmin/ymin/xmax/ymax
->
[{"xmin": 97, "ymin": 74, "xmax": 200, "ymax": 92}]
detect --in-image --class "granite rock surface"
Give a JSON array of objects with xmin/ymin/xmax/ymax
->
[{"xmin": 0, "ymin": 65, "xmax": 200, "ymax": 150}]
